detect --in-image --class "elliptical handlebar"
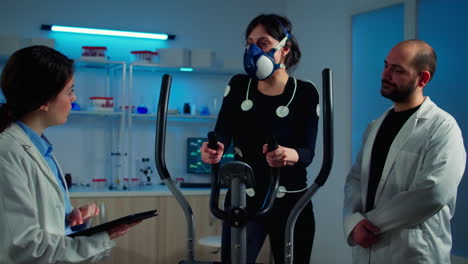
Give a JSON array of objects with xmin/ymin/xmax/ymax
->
[
  {"xmin": 267, "ymin": 136, "xmax": 278, "ymax": 152},
  {"xmin": 284, "ymin": 68, "xmax": 334, "ymax": 264},
  {"xmin": 314, "ymin": 68, "xmax": 334, "ymax": 186},
  {"xmin": 208, "ymin": 132, "xmax": 228, "ymax": 220},
  {"xmin": 154, "ymin": 74, "xmax": 197, "ymax": 262},
  {"xmin": 155, "ymin": 74, "xmax": 172, "ymax": 181},
  {"xmin": 255, "ymin": 136, "xmax": 280, "ymax": 217}
]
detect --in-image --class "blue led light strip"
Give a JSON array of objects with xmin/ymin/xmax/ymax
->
[{"xmin": 41, "ymin": 24, "xmax": 175, "ymax": 40}]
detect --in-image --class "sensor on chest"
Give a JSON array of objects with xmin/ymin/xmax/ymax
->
[
  {"xmin": 241, "ymin": 99, "xmax": 253, "ymax": 111},
  {"xmin": 240, "ymin": 78, "xmax": 297, "ymax": 118}
]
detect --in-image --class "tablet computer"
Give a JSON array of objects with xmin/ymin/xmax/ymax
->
[{"xmin": 68, "ymin": 209, "xmax": 158, "ymax": 238}]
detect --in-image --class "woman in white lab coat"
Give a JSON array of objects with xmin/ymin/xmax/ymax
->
[
  {"xmin": 343, "ymin": 40, "xmax": 466, "ymax": 264},
  {"xmin": 0, "ymin": 46, "xmax": 135, "ymax": 263}
]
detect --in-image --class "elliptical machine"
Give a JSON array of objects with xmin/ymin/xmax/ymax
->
[
  {"xmin": 208, "ymin": 69, "xmax": 334, "ymax": 264},
  {"xmin": 154, "ymin": 68, "xmax": 333, "ymax": 264}
]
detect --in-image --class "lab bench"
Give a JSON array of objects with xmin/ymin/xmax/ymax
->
[
  {"xmin": 70, "ymin": 186, "xmax": 271, "ymax": 264},
  {"xmin": 69, "ymin": 184, "xmax": 218, "ymax": 198}
]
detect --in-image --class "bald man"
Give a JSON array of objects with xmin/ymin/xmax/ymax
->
[{"xmin": 343, "ymin": 40, "xmax": 466, "ymax": 264}]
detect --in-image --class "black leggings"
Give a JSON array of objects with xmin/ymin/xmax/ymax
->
[{"xmin": 221, "ymin": 191, "xmax": 315, "ymax": 263}]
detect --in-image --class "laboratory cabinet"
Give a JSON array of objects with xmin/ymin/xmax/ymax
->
[{"xmin": 71, "ymin": 193, "xmax": 271, "ymax": 263}]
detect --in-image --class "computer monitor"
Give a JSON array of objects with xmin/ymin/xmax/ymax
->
[{"xmin": 187, "ymin": 137, "xmax": 234, "ymax": 174}]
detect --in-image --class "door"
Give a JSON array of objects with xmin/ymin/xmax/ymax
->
[{"xmin": 351, "ymin": 3, "xmax": 404, "ymax": 161}]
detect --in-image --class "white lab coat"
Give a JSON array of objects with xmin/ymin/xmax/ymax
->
[
  {"xmin": 0, "ymin": 123, "xmax": 115, "ymax": 264},
  {"xmin": 343, "ymin": 97, "xmax": 466, "ymax": 264}
]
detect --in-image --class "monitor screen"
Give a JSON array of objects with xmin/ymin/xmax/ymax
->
[{"xmin": 187, "ymin": 137, "xmax": 234, "ymax": 174}]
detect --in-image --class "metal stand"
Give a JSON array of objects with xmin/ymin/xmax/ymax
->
[{"xmin": 219, "ymin": 161, "xmax": 253, "ymax": 263}]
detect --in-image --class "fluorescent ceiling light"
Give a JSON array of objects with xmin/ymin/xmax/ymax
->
[
  {"xmin": 179, "ymin": 68, "xmax": 193, "ymax": 72},
  {"xmin": 41, "ymin": 24, "xmax": 175, "ymax": 40}
]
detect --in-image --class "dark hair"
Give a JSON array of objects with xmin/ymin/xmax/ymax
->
[
  {"xmin": 402, "ymin": 39, "xmax": 437, "ymax": 81},
  {"xmin": 245, "ymin": 14, "xmax": 301, "ymax": 71},
  {"xmin": 0, "ymin": 45, "xmax": 74, "ymax": 132},
  {"xmin": 413, "ymin": 46, "xmax": 436, "ymax": 81}
]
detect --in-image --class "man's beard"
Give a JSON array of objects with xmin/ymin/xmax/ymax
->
[{"xmin": 380, "ymin": 78, "xmax": 417, "ymax": 103}]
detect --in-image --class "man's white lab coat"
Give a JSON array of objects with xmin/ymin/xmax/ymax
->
[{"xmin": 343, "ymin": 97, "xmax": 466, "ymax": 264}]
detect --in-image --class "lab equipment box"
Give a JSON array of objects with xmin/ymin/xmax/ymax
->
[
  {"xmin": 190, "ymin": 49, "xmax": 215, "ymax": 68},
  {"xmin": 157, "ymin": 48, "xmax": 190, "ymax": 67}
]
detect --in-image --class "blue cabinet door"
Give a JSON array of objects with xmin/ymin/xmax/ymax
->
[
  {"xmin": 418, "ymin": 0, "xmax": 468, "ymax": 258},
  {"xmin": 351, "ymin": 4, "xmax": 404, "ymax": 161}
]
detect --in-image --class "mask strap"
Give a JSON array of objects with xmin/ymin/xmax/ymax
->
[
  {"xmin": 270, "ymin": 35, "xmax": 289, "ymax": 71},
  {"xmin": 273, "ymin": 35, "xmax": 289, "ymax": 51}
]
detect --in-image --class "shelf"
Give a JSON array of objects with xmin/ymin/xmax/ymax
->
[
  {"xmin": 70, "ymin": 111, "xmax": 216, "ymax": 121},
  {"xmin": 129, "ymin": 62, "xmax": 241, "ymax": 75},
  {"xmin": 1, "ymin": 57, "xmax": 126, "ymax": 69},
  {"xmin": 130, "ymin": 113, "xmax": 217, "ymax": 121},
  {"xmin": 69, "ymin": 184, "xmax": 223, "ymax": 198},
  {"xmin": 74, "ymin": 59, "xmax": 126, "ymax": 70},
  {"xmin": 69, "ymin": 110, "xmax": 123, "ymax": 117}
]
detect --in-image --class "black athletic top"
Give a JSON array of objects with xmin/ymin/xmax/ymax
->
[
  {"xmin": 366, "ymin": 105, "xmax": 421, "ymax": 212},
  {"xmin": 215, "ymin": 74, "xmax": 319, "ymax": 210}
]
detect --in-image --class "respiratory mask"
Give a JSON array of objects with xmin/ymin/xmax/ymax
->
[{"xmin": 243, "ymin": 35, "xmax": 289, "ymax": 80}]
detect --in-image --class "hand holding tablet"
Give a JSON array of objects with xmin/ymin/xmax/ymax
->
[{"xmin": 68, "ymin": 209, "xmax": 158, "ymax": 238}]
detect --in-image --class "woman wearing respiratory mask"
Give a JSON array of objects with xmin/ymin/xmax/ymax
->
[{"xmin": 200, "ymin": 14, "xmax": 319, "ymax": 263}]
